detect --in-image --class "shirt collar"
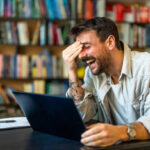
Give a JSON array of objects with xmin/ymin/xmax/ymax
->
[{"xmin": 120, "ymin": 42, "xmax": 132, "ymax": 78}]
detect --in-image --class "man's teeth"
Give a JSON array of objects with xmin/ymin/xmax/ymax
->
[{"xmin": 86, "ymin": 59, "xmax": 95, "ymax": 64}]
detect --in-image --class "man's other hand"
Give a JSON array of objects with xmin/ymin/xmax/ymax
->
[{"xmin": 81, "ymin": 123, "xmax": 127, "ymax": 147}]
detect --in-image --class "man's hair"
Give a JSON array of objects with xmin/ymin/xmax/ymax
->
[{"xmin": 71, "ymin": 17, "xmax": 121, "ymax": 49}]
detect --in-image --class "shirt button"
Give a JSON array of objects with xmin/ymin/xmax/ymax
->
[{"xmin": 107, "ymin": 80, "xmax": 111, "ymax": 85}]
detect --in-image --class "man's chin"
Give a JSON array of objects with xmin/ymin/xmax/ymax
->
[
  {"xmin": 90, "ymin": 67, "xmax": 103, "ymax": 75},
  {"xmin": 91, "ymin": 69, "xmax": 100, "ymax": 75}
]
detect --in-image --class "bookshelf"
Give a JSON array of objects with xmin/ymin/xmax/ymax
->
[
  {"xmin": 0, "ymin": 0, "xmax": 76, "ymax": 117},
  {"xmin": 0, "ymin": 0, "xmax": 76, "ymax": 96},
  {"xmin": 0, "ymin": 0, "xmax": 150, "ymax": 117}
]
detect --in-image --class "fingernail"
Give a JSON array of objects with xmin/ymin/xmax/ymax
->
[{"xmin": 80, "ymin": 139, "xmax": 84, "ymax": 143}]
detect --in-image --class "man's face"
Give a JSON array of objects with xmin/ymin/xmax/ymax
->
[{"xmin": 76, "ymin": 30, "xmax": 111, "ymax": 75}]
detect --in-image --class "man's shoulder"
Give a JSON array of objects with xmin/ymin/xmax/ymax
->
[
  {"xmin": 131, "ymin": 51, "xmax": 150, "ymax": 76},
  {"xmin": 131, "ymin": 51, "xmax": 150, "ymax": 65},
  {"xmin": 131, "ymin": 50, "xmax": 150, "ymax": 59}
]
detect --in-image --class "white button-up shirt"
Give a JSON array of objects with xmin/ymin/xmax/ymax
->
[{"xmin": 67, "ymin": 42, "xmax": 150, "ymax": 133}]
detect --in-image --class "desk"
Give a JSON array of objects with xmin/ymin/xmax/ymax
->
[{"xmin": 0, "ymin": 128, "xmax": 150, "ymax": 150}]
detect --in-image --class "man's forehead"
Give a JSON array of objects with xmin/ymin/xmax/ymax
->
[{"xmin": 76, "ymin": 30, "xmax": 99, "ymax": 42}]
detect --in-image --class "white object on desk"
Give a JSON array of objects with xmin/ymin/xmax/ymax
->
[{"xmin": 0, "ymin": 117, "xmax": 30, "ymax": 130}]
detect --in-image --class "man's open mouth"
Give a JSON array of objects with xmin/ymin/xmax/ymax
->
[{"xmin": 86, "ymin": 59, "xmax": 95, "ymax": 65}]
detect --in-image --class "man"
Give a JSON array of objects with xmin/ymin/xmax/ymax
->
[{"xmin": 62, "ymin": 17, "xmax": 150, "ymax": 147}]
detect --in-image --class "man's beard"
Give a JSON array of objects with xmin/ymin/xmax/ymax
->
[
  {"xmin": 94, "ymin": 56, "xmax": 111, "ymax": 75},
  {"xmin": 82, "ymin": 52, "xmax": 112, "ymax": 75}
]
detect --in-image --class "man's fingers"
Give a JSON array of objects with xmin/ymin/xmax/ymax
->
[
  {"xmin": 63, "ymin": 41, "xmax": 81, "ymax": 55},
  {"xmin": 86, "ymin": 123, "xmax": 100, "ymax": 129},
  {"xmin": 82, "ymin": 138, "xmax": 112, "ymax": 147},
  {"xmin": 64, "ymin": 44, "xmax": 82, "ymax": 57},
  {"xmin": 81, "ymin": 132, "xmax": 103, "ymax": 144},
  {"xmin": 81, "ymin": 129, "xmax": 110, "ymax": 144},
  {"xmin": 82, "ymin": 124, "xmax": 104, "ymax": 138},
  {"xmin": 69, "ymin": 47, "xmax": 82, "ymax": 60},
  {"xmin": 64, "ymin": 46, "xmax": 82, "ymax": 62}
]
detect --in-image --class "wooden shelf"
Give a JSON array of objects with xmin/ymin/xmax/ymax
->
[
  {"xmin": 0, "ymin": 17, "xmax": 75, "ymax": 21},
  {"xmin": 0, "ymin": 44, "xmax": 69, "ymax": 47},
  {"xmin": 0, "ymin": 78, "xmax": 68, "ymax": 81}
]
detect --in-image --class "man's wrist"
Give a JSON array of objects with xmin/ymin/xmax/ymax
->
[
  {"xmin": 126, "ymin": 124, "xmax": 136, "ymax": 141},
  {"xmin": 68, "ymin": 69, "xmax": 78, "ymax": 80},
  {"xmin": 68, "ymin": 80, "xmax": 84, "ymax": 102},
  {"xmin": 69, "ymin": 81, "xmax": 82, "ymax": 88},
  {"xmin": 117, "ymin": 125, "xmax": 129, "ymax": 141}
]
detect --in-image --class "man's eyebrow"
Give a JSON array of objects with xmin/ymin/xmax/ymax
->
[{"xmin": 80, "ymin": 42, "xmax": 91, "ymax": 45}]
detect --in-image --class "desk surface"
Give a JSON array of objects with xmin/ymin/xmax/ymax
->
[{"xmin": 0, "ymin": 127, "xmax": 150, "ymax": 150}]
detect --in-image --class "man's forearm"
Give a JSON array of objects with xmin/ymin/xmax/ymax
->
[
  {"xmin": 68, "ymin": 81, "xmax": 84, "ymax": 102},
  {"xmin": 67, "ymin": 69, "xmax": 85, "ymax": 102}
]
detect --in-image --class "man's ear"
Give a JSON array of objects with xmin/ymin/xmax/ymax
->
[{"xmin": 105, "ymin": 35, "xmax": 115, "ymax": 51}]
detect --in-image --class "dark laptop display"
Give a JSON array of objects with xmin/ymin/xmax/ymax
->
[{"xmin": 12, "ymin": 91, "xmax": 86, "ymax": 141}]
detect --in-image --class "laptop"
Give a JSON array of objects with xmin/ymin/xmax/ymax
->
[{"xmin": 12, "ymin": 91, "xmax": 86, "ymax": 141}]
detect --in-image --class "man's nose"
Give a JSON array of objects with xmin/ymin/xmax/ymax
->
[{"xmin": 78, "ymin": 49, "xmax": 87, "ymax": 59}]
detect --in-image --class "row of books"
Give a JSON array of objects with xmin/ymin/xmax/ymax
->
[
  {"xmin": 77, "ymin": 0, "xmax": 106, "ymax": 19},
  {"xmin": 23, "ymin": 80, "xmax": 69, "ymax": 96},
  {"xmin": 0, "ymin": 0, "xmax": 74, "ymax": 19},
  {"xmin": 117, "ymin": 23, "xmax": 150, "ymax": 48},
  {"xmin": 107, "ymin": 4, "xmax": 150, "ymax": 23},
  {"xmin": 0, "ymin": 21, "xmax": 74, "ymax": 45},
  {"xmin": 48, "ymin": 21, "xmax": 74, "ymax": 45},
  {"xmin": 77, "ymin": 0, "xmax": 150, "ymax": 23},
  {"xmin": 1, "ymin": 0, "xmax": 150, "ymax": 23},
  {"xmin": 0, "ymin": 80, "xmax": 68, "ymax": 105},
  {"xmin": 0, "ymin": 49, "xmax": 68, "ymax": 79}
]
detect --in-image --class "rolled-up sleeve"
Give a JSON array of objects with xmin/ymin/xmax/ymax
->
[
  {"xmin": 66, "ymin": 67, "xmax": 97, "ymax": 122},
  {"xmin": 137, "ymin": 89, "xmax": 150, "ymax": 133}
]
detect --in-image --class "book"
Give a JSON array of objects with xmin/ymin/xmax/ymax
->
[
  {"xmin": 0, "ymin": 0, "xmax": 4, "ymax": 17},
  {"xmin": 23, "ymin": 83, "xmax": 33, "ymax": 93},
  {"xmin": 12, "ymin": 0, "xmax": 17, "ymax": 17},
  {"xmin": 38, "ymin": 0, "xmax": 46, "ymax": 17},
  {"xmin": 17, "ymin": 22, "xmax": 29, "ymax": 45},
  {"xmin": 40, "ymin": 22, "xmax": 46, "ymax": 45},
  {"xmin": 33, "ymin": 80, "xmax": 45, "ymax": 94},
  {"xmin": 117, "ymin": 23, "xmax": 130, "ymax": 45},
  {"xmin": 63, "ymin": 0, "xmax": 71, "ymax": 18},
  {"xmin": 16, "ymin": 54, "xmax": 22, "ymax": 78},
  {"xmin": 31, "ymin": 55, "xmax": 37, "ymax": 78},
  {"xmin": 22, "ymin": 0, "xmax": 32, "ymax": 18},
  {"xmin": 44, "ymin": 0, "xmax": 55, "ymax": 19},
  {"xmin": 31, "ymin": 21, "xmax": 41, "ymax": 45},
  {"xmin": 124, "ymin": 6, "xmax": 134, "ymax": 22},
  {"xmin": 97, "ymin": 0, "xmax": 106, "ymax": 17},
  {"xmin": 57, "ymin": 0, "xmax": 67, "ymax": 19},
  {"xmin": 77, "ymin": 0, "xmax": 83, "ymax": 19},
  {"xmin": 0, "ymin": 84, "xmax": 10, "ymax": 105},
  {"xmin": 71, "ymin": 0, "xmax": 76, "ymax": 19},
  {"xmin": 84, "ymin": 0, "xmax": 94, "ymax": 20},
  {"xmin": 113, "ymin": 3, "xmax": 125, "ymax": 22},
  {"xmin": 10, "ymin": 55, "xmax": 17, "ymax": 78},
  {"xmin": 0, "ymin": 117, "xmax": 30, "ymax": 130},
  {"xmin": 40, "ymin": 49, "xmax": 52, "ymax": 78},
  {"xmin": 56, "ymin": 26, "xmax": 64, "ymax": 45},
  {"xmin": 139, "ymin": 6, "xmax": 149, "ymax": 23}
]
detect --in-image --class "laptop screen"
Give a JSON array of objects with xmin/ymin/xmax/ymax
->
[{"xmin": 12, "ymin": 91, "xmax": 86, "ymax": 141}]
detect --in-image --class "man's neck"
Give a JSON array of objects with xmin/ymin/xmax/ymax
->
[{"xmin": 108, "ymin": 49, "xmax": 124, "ymax": 84}]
